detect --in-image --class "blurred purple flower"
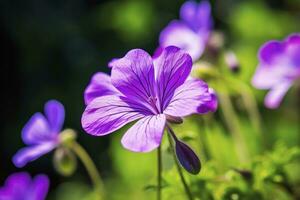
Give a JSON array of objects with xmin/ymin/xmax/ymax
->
[
  {"xmin": 13, "ymin": 100, "xmax": 65, "ymax": 167},
  {"xmin": 252, "ymin": 34, "xmax": 300, "ymax": 109},
  {"xmin": 82, "ymin": 46, "xmax": 217, "ymax": 152},
  {"xmin": 157, "ymin": 0, "xmax": 213, "ymax": 61},
  {"xmin": 0, "ymin": 172, "xmax": 49, "ymax": 200}
]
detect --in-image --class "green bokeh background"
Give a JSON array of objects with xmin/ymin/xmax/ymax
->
[{"xmin": 0, "ymin": 0, "xmax": 299, "ymax": 199}]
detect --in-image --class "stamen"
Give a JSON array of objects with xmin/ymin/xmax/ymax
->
[{"xmin": 148, "ymin": 96, "xmax": 160, "ymax": 114}]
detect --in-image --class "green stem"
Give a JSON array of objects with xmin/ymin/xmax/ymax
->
[
  {"xmin": 297, "ymin": 87, "xmax": 300, "ymax": 144},
  {"xmin": 167, "ymin": 126, "xmax": 193, "ymax": 200},
  {"xmin": 229, "ymin": 78, "xmax": 263, "ymax": 137},
  {"xmin": 157, "ymin": 146, "xmax": 162, "ymax": 200},
  {"xmin": 224, "ymin": 77, "xmax": 266, "ymax": 149},
  {"xmin": 239, "ymin": 86, "xmax": 266, "ymax": 150},
  {"xmin": 218, "ymin": 90, "xmax": 249, "ymax": 163},
  {"xmin": 70, "ymin": 141, "xmax": 105, "ymax": 200},
  {"xmin": 197, "ymin": 117, "xmax": 211, "ymax": 160}
]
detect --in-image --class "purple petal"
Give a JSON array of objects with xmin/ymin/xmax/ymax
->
[
  {"xmin": 31, "ymin": 174, "xmax": 49, "ymax": 200},
  {"xmin": 180, "ymin": 0, "xmax": 213, "ymax": 32},
  {"xmin": 251, "ymin": 65, "xmax": 274, "ymax": 89},
  {"xmin": 81, "ymin": 95, "xmax": 147, "ymax": 136},
  {"xmin": 264, "ymin": 81, "xmax": 292, "ymax": 109},
  {"xmin": 110, "ymin": 49, "xmax": 157, "ymax": 112},
  {"xmin": 154, "ymin": 46, "xmax": 193, "ymax": 111},
  {"xmin": 286, "ymin": 33, "xmax": 300, "ymax": 44},
  {"xmin": 164, "ymin": 78, "xmax": 217, "ymax": 117},
  {"xmin": 198, "ymin": 88, "xmax": 218, "ymax": 113},
  {"xmin": 108, "ymin": 58, "xmax": 119, "ymax": 68},
  {"xmin": 285, "ymin": 34, "xmax": 300, "ymax": 68},
  {"xmin": 22, "ymin": 113, "xmax": 53, "ymax": 145},
  {"xmin": 180, "ymin": 1, "xmax": 199, "ymax": 27},
  {"xmin": 12, "ymin": 143, "xmax": 56, "ymax": 168},
  {"xmin": 152, "ymin": 46, "xmax": 163, "ymax": 59},
  {"xmin": 0, "ymin": 172, "xmax": 30, "ymax": 199},
  {"xmin": 3, "ymin": 172, "xmax": 31, "ymax": 189},
  {"xmin": 84, "ymin": 72, "xmax": 119, "ymax": 105},
  {"xmin": 159, "ymin": 21, "xmax": 205, "ymax": 61},
  {"xmin": 251, "ymin": 63, "xmax": 294, "ymax": 89},
  {"xmin": 0, "ymin": 173, "xmax": 49, "ymax": 200},
  {"xmin": 259, "ymin": 41, "xmax": 285, "ymax": 65},
  {"xmin": 259, "ymin": 34, "xmax": 300, "ymax": 68},
  {"xmin": 45, "ymin": 100, "xmax": 65, "ymax": 133},
  {"xmin": 121, "ymin": 114, "xmax": 166, "ymax": 152}
]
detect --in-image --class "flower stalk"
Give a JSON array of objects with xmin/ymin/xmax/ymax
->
[
  {"xmin": 217, "ymin": 90, "xmax": 249, "ymax": 163},
  {"xmin": 70, "ymin": 141, "xmax": 105, "ymax": 200},
  {"xmin": 167, "ymin": 125, "xmax": 194, "ymax": 200},
  {"xmin": 157, "ymin": 146, "xmax": 162, "ymax": 200}
]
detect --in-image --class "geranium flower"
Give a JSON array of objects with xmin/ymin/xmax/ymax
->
[
  {"xmin": 0, "ymin": 172, "xmax": 49, "ymax": 200},
  {"xmin": 157, "ymin": 0, "xmax": 213, "ymax": 61},
  {"xmin": 82, "ymin": 46, "xmax": 217, "ymax": 152},
  {"xmin": 252, "ymin": 34, "xmax": 300, "ymax": 109},
  {"xmin": 13, "ymin": 100, "xmax": 65, "ymax": 167}
]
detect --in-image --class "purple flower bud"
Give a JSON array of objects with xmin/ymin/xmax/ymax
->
[{"xmin": 175, "ymin": 139, "xmax": 201, "ymax": 175}]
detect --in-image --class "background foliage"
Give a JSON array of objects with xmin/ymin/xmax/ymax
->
[{"xmin": 1, "ymin": 0, "xmax": 299, "ymax": 199}]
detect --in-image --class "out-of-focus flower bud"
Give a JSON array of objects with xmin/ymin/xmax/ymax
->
[
  {"xmin": 53, "ymin": 147, "xmax": 77, "ymax": 176},
  {"xmin": 207, "ymin": 31, "xmax": 225, "ymax": 56},
  {"xmin": 175, "ymin": 139, "xmax": 201, "ymax": 175},
  {"xmin": 224, "ymin": 51, "xmax": 240, "ymax": 73},
  {"xmin": 192, "ymin": 61, "xmax": 218, "ymax": 80},
  {"xmin": 232, "ymin": 168, "xmax": 253, "ymax": 181},
  {"xmin": 59, "ymin": 129, "xmax": 77, "ymax": 147}
]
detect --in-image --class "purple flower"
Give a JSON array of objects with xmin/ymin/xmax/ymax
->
[
  {"xmin": 252, "ymin": 34, "xmax": 300, "ymax": 109},
  {"xmin": 0, "ymin": 172, "xmax": 49, "ymax": 200},
  {"xmin": 157, "ymin": 0, "xmax": 213, "ymax": 61},
  {"xmin": 13, "ymin": 100, "xmax": 65, "ymax": 168},
  {"xmin": 82, "ymin": 46, "xmax": 217, "ymax": 152}
]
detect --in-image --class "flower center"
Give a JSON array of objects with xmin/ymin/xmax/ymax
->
[{"xmin": 148, "ymin": 96, "xmax": 160, "ymax": 114}]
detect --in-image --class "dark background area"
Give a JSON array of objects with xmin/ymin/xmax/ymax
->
[{"xmin": 1, "ymin": 0, "xmax": 299, "ymax": 191}]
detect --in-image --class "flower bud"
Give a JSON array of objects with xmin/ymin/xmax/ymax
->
[
  {"xmin": 232, "ymin": 168, "xmax": 253, "ymax": 181},
  {"xmin": 59, "ymin": 129, "xmax": 77, "ymax": 147},
  {"xmin": 53, "ymin": 147, "xmax": 77, "ymax": 176},
  {"xmin": 207, "ymin": 31, "xmax": 225, "ymax": 56},
  {"xmin": 224, "ymin": 51, "xmax": 240, "ymax": 73},
  {"xmin": 175, "ymin": 140, "xmax": 201, "ymax": 175},
  {"xmin": 192, "ymin": 61, "xmax": 217, "ymax": 80}
]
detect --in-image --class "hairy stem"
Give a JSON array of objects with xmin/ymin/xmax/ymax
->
[{"xmin": 157, "ymin": 146, "xmax": 162, "ymax": 200}]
